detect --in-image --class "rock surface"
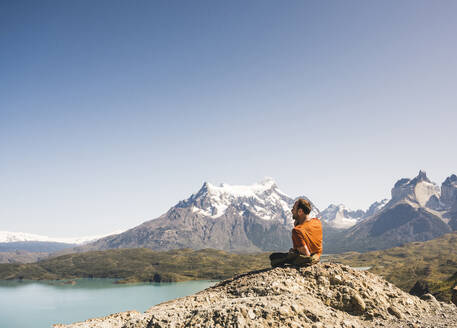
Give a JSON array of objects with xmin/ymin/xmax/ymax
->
[{"xmin": 54, "ymin": 263, "xmax": 457, "ymax": 328}]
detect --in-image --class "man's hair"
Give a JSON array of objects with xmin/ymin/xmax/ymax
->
[{"xmin": 296, "ymin": 198, "xmax": 312, "ymax": 215}]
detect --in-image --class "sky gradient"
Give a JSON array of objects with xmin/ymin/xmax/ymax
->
[{"xmin": 1, "ymin": 0, "xmax": 456, "ymax": 237}]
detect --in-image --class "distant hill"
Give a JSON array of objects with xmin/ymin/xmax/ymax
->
[
  {"xmin": 0, "ymin": 230, "xmax": 125, "ymax": 263},
  {"xmin": 0, "ymin": 230, "xmax": 122, "ymax": 245},
  {"xmin": 328, "ymin": 231, "xmax": 457, "ymax": 303},
  {"xmin": 0, "ymin": 241, "xmax": 77, "ymax": 253},
  {"xmin": 0, "ymin": 248, "xmax": 270, "ymax": 283},
  {"xmin": 0, "ymin": 250, "xmax": 49, "ymax": 264}
]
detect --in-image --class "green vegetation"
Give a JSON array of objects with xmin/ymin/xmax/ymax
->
[
  {"xmin": 1, "ymin": 234, "xmax": 455, "ymax": 303},
  {"xmin": 0, "ymin": 248, "xmax": 270, "ymax": 283},
  {"xmin": 327, "ymin": 232, "xmax": 457, "ymax": 302}
]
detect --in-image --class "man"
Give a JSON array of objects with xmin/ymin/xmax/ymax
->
[{"xmin": 270, "ymin": 198, "xmax": 323, "ymax": 267}]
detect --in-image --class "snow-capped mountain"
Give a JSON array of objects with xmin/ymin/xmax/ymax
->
[
  {"xmin": 390, "ymin": 170, "xmax": 441, "ymax": 208},
  {"xmin": 0, "ymin": 230, "xmax": 124, "ymax": 245},
  {"xmin": 320, "ymin": 199, "xmax": 389, "ymax": 229},
  {"xmin": 325, "ymin": 171, "xmax": 457, "ymax": 253},
  {"xmin": 69, "ymin": 178, "xmax": 320, "ymax": 253},
  {"xmin": 320, "ymin": 204, "xmax": 363, "ymax": 229},
  {"xmin": 177, "ymin": 177, "xmax": 319, "ymax": 225},
  {"xmin": 364, "ymin": 199, "xmax": 389, "ymax": 218}
]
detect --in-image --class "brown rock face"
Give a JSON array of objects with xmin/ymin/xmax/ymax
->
[{"xmin": 54, "ymin": 263, "xmax": 457, "ymax": 328}]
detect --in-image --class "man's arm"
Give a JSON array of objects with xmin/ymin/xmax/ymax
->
[{"xmin": 296, "ymin": 244, "xmax": 311, "ymax": 256}]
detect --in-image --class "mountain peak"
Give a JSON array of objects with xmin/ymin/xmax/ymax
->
[
  {"xmin": 179, "ymin": 178, "xmax": 294, "ymax": 222},
  {"xmin": 440, "ymin": 174, "xmax": 457, "ymax": 208},
  {"xmin": 443, "ymin": 174, "xmax": 457, "ymax": 186},
  {"xmin": 411, "ymin": 170, "xmax": 431, "ymax": 184},
  {"xmin": 320, "ymin": 203, "xmax": 367, "ymax": 229},
  {"xmin": 259, "ymin": 176, "xmax": 277, "ymax": 187},
  {"xmin": 200, "ymin": 181, "xmax": 210, "ymax": 191},
  {"xmin": 391, "ymin": 171, "xmax": 439, "ymax": 207},
  {"xmin": 394, "ymin": 170, "xmax": 430, "ymax": 188},
  {"xmin": 203, "ymin": 178, "xmax": 279, "ymax": 199}
]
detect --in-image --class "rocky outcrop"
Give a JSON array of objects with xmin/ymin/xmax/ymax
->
[
  {"xmin": 53, "ymin": 263, "xmax": 457, "ymax": 328},
  {"xmin": 53, "ymin": 311, "xmax": 141, "ymax": 328}
]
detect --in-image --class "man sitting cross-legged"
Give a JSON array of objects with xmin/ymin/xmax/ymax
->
[{"xmin": 270, "ymin": 198, "xmax": 323, "ymax": 267}]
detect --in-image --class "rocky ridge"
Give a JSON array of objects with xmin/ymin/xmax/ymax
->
[{"xmin": 54, "ymin": 263, "xmax": 457, "ymax": 328}]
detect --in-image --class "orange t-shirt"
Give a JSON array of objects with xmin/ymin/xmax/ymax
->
[{"xmin": 292, "ymin": 218, "xmax": 323, "ymax": 256}]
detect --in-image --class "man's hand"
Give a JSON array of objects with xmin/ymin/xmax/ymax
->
[{"xmin": 296, "ymin": 245, "xmax": 311, "ymax": 256}]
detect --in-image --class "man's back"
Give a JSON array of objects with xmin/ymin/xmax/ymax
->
[{"xmin": 292, "ymin": 218, "xmax": 323, "ymax": 256}]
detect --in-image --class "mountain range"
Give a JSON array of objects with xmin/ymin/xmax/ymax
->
[
  {"xmin": 325, "ymin": 171, "xmax": 457, "ymax": 252},
  {"xmin": 0, "ymin": 230, "xmax": 124, "ymax": 245},
  {"xmin": 0, "ymin": 230, "xmax": 125, "ymax": 258},
  {"xmin": 64, "ymin": 178, "xmax": 313, "ymax": 253},
  {"xmin": 319, "ymin": 200, "xmax": 388, "ymax": 229},
  {"xmin": 4, "ymin": 171, "xmax": 457, "ymax": 256}
]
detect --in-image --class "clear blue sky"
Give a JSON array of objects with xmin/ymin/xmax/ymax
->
[{"xmin": 1, "ymin": 0, "xmax": 456, "ymax": 237}]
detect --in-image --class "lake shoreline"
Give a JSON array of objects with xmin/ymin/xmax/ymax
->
[
  {"xmin": 0, "ymin": 278, "xmax": 217, "ymax": 328},
  {"xmin": 0, "ymin": 276, "xmax": 220, "ymax": 286}
]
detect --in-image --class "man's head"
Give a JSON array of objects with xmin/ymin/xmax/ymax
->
[{"xmin": 291, "ymin": 198, "xmax": 312, "ymax": 225}]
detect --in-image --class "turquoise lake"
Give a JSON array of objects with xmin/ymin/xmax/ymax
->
[{"xmin": 0, "ymin": 278, "xmax": 216, "ymax": 328}]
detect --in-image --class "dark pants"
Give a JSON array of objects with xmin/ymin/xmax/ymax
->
[{"xmin": 269, "ymin": 251, "xmax": 319, "ymax": 268}]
